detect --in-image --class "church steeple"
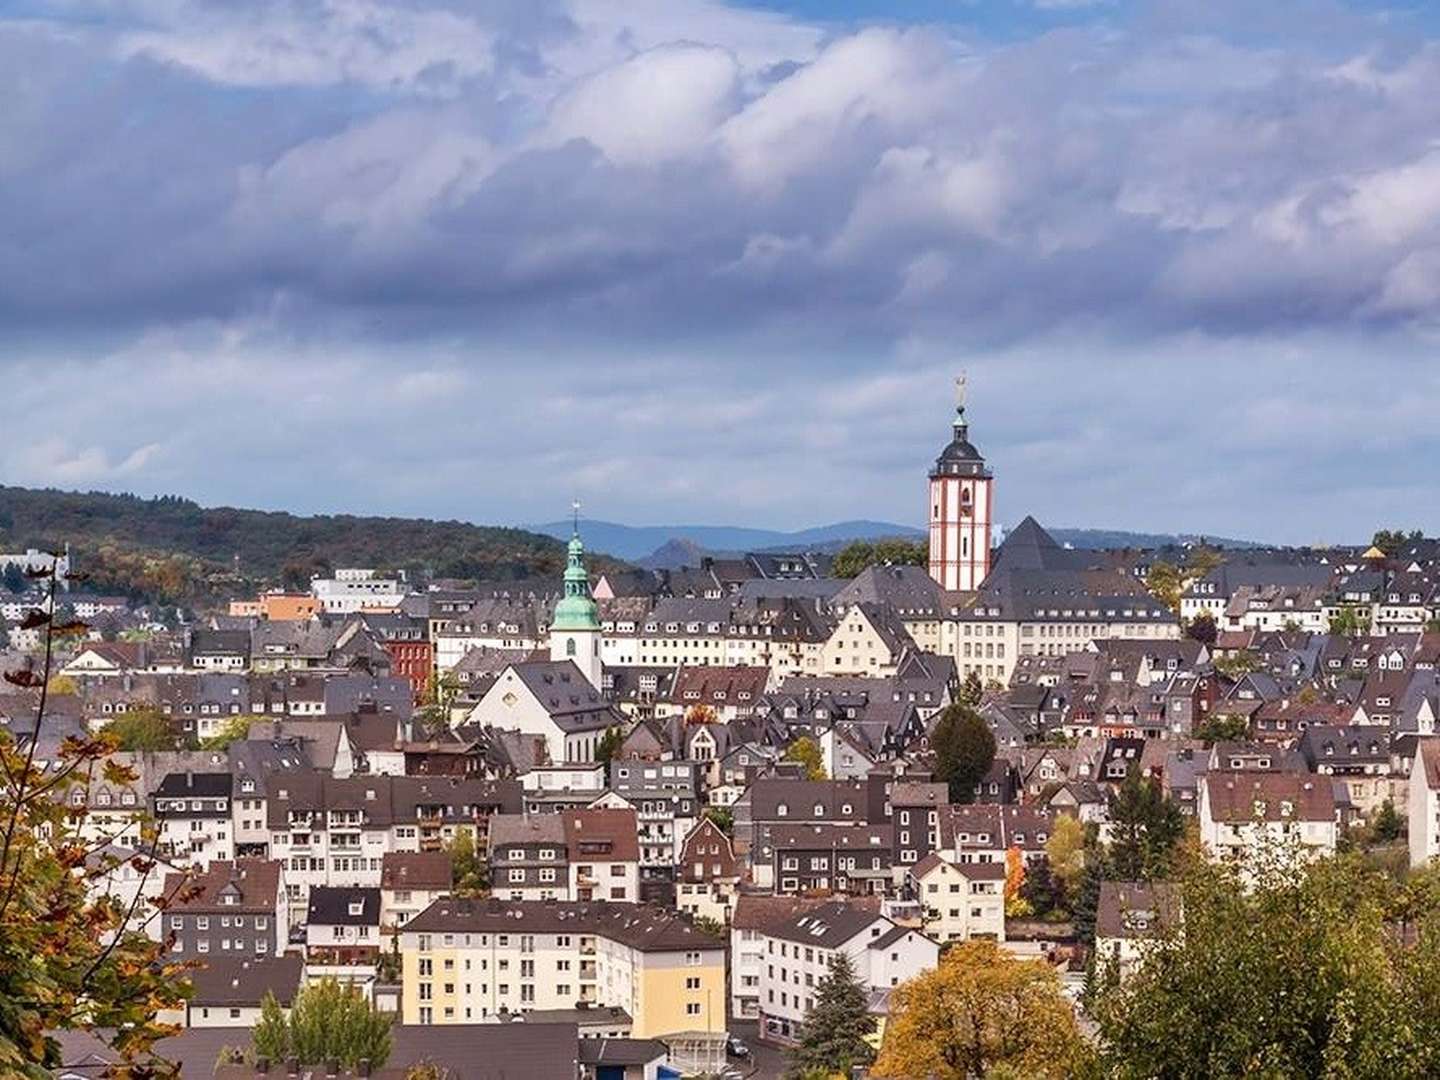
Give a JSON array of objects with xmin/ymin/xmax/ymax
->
[
  {"xmin": 928, "ymin": 374, "xmax": 995, "ymax": 591},
  {"xmin": 550, "ymin": 506, "xmax": 604, "ymax": 689}
]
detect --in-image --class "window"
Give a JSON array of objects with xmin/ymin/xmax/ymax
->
[{"xmin": 686, "ymin": 1002, "xmax": 702, "ymax": 1016}]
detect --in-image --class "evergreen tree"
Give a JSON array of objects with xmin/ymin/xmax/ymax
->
[
  {"xmin": 789, "ymin": 952, "xmax": 875, "ymax": 1078},
  {"xmin": 1108, "ymin": 771, "xmax": 1185, "ymax": 881},
  {"xmin": 1, "ymin": 563, "xmax": 25, "ymax": 595},
  {"xmin": 1020, "ymin": 853, "xmax": 1059, "ymax": 917},
  {"xmin": 595, "ymin": 726, "xmax": 625, "ymax": 778},
  {"xmin": 1372, "ymin": 798, "xmax": 1405, "ymax": 844},
  {"xmin": 1072, "ymin": 844, "xmax": 1110, "ymax": 946},
  {"xmin": 253, "ymin": 992, "xmax": 289, "ymax": 1063},
  {"xmin": 931, "ymin": 703, "xmax": 995, "ymax": 804}
]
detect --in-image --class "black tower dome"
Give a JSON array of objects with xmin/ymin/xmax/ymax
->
[{"xmin": 931, "ymin": 403, "xmax": 991, "ymax": 480}]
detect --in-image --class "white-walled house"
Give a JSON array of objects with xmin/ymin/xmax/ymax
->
[
  {"xmin": 186, "ymin": 954, "xmax": 304, "ymax": 1028},
  {"xmin": 1095, "ymin": 880, "xmax": 1179, "ymax": 981},
  {"xmin": 1410, "ymin": 738, "xmax": 1440, "ymax": 868},
  {"xmin": 907, "ymin": 854, "xmax": 1006, "ymax": 943},
  {"xmin": 1198, "ymin": 770, "xmax": 1339, "ymax": 871},
  {"xmin": 753, "ymin": 900, "xmax": 939, "ymax": 1044}
]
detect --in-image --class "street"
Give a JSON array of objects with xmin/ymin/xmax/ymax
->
[{"xmin": 727, "ymin": 1019, "xmax": 788, "ymax": 1080}]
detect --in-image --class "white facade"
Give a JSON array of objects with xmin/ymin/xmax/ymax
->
[
  {"xmin": 312, "ymin": 571, "xmax": 405, "ymax": 614},
  {"xmin": 1410, "ymin": 739, "xmax": 1440, "ymax": 868},
  {"xmin": 911, "ymin": 858, "xmax": 1005, "ymax": 943},
  {"xmin": 756, "ymin": 914, "xmax": 939, "ymax": 1042}
]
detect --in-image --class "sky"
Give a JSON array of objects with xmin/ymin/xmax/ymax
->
[{"xmin": 4, "ymin": 0, "xmax": 1440, "ymax": 546}]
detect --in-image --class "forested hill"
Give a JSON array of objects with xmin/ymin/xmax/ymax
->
[{"xmin": 0, "ymin": 486, "xmax": 605, "ymax": 608}]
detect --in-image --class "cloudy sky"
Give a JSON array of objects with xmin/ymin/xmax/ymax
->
[{"xmin": 4, "ymin": 0, "xmax": 1440, "ymax": 545}]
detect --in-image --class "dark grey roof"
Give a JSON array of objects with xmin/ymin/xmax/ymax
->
[
  {"xmin": 187, "ymin": 954, "xmax": 304, "ymax": 1007},
  {"xmin": 991, "ymin": 517, "xmax": 1092, "ymax": 573},
  {"xmin": 765, "ymin": 900, "xmax": 887, "ymax": 947},
  {"xmin": 307, "ymin": 885, "xmax": 382, "ymax": 926},
  {"xmin": 153, "ymin": 771, "xmax": 231, "ymax": 798},
  {"xmin": 576, "ymin": 1036, "xmax": 666, "ymax": 1066}
]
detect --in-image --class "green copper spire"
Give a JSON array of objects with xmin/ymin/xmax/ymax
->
[{"xmin": 552, "ymin": 513, "xmax": 600, "ymax": 632}]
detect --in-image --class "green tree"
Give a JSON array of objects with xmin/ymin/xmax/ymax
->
[
  {"xmin": 1108, "ymin": 772, "xmax": 1185, "ymax": 881},
  {"xmin": 251, "ymin": 979, "xmax": 392, "ymax": 1071},
  {"xmin": 783, "ymin": 736, "xmax": 827, "ymax": 781},
  {"xmin": 595, "ymin": 725, "xmax": 625, "ymax": 778},
  {"xmin": 1184, "ymin": 611, "xmax": 1218, "ymax": 646},
  {"xmin": 104, "ymin": 704, "xmax": 181, "ymax": 751},
  {"xmin": 1371, "ymin": 799, "xmax": 1405, "ymax": 844},
  {"xmin": 1193, "ymin": 713, "xmax": 1250, "ymax": 746},
  {"xmin": 1371, "ymin": 529, "xmax": 1423, "ymax": 557},
  {"xmin": 1, "ymin": 563, "xmax": 25, "ymax": 595},
  {"xmin": 200, "ymin": 713, "xmax": 252, "ymax": 750},
  {"xmin": 445, "ymin": 828, "xmax": 487, "ymax": 896},
  {"xmin": 1072, "ymin": 842, "xmax": 1110, "ymax": 946},
  {"xmin": 702, "ymin": 805, "xmax": 734, "ymax": 835},
  {"xmin": 0, "ymin": 566, "xmax": 192, "ymax": 1076},
  {"xmin": 1093, "ymin": 852, "xmax": 1440, "ymax": 1079},
  {"xmin": 832, "ymin": 539, "xmax": 927, "ymax": 579},
  {"xmin": 1329, "ymin": 604, "xmax": 1373, "ymax": 639},
  {"xmin": 931, "ymin": 703, "xmax": 995, "ymax": 804},
  {"xmin": 1019, "ymin": 853, "xmax": 1059, "ymax": 917},
  {"xmin": 789, "ymin": 952, "xmax": 875, "ymax": 1078},
  {"xmin": 960, "ymin": 670, "xmax": 984, "ymax": 708}
]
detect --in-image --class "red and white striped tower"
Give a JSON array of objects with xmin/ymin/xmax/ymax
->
[{"xmin": 927, "ymin": 375, "xmax": 993, "ymax": 591}]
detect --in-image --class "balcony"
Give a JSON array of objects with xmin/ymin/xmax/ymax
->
[{"xmin": 579, "ymin": 961, "xmax": 597, "ymax": 980}]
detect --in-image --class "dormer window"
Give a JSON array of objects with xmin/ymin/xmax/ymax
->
[{"xmin": 776, "ymin": 803, "xmax": 788, "ymax": 817}]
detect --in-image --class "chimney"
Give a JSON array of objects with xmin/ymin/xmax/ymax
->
[
  {"xmin": 186, "ymin": 771, "xmax": 194, "ymax": 790},
  {"xmin": 357, "ymin": 1062, "xmax": 371, "ymax": 1078},
  {"xmin": 255, "ymin": 1058, "xmax": 270, "ymax": 1075}
]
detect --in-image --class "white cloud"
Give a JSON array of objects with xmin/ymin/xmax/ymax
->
[{"xmin": 544, "ymin": 44, "xmax": 740, "ymax": 165}]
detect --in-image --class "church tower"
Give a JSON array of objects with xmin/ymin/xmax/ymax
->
[
  {"xmin": 550, "ymin": 516, "xmax": 605, "ymax": 690},
  {"xmin": 928, "ymin": 377, "xmax": 993, "ymax": 591}
]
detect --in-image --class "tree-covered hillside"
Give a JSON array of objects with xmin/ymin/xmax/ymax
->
[{"xmin": 0, "ymin": 485, "xmax": 607, "ymax": 608}]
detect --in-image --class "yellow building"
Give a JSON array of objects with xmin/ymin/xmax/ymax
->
[{"xmin": 398, "ymin": 898, "xmax": 727, "ymax": 1038}]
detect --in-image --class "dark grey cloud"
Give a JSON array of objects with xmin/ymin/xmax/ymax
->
[{"xmin": 3, "ymin": 0, "xmax": 1440, "ymax": 542}]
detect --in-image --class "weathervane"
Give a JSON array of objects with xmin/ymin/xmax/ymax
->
[
  {"xmin": 571, "ymin": 498, "xmax": 581, "ymax": 535},
  {"xmin": 955, "ymin": 371, "xmax": 968, "ymax": 416}
]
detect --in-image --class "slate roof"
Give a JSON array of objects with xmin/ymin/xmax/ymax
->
[
  {"xmin": 188, "ymin": 954, "xmax": 304, "ymax": 1007},
  {"xmin": 381, "ymin": 851, "xmax": 453, "ymax": 891},
  {"xmin": 1096, "ymin": 880, "xmax": 1179, "ymax": 940},
  {"xmin": 509, "ymin": 661, "xmax": 622, "ymax": 732},
  {"xmin": 164, "ymin": 859, "xmax": 281, "ymax": 913},
  {"xmin": 402, "ymin": 898, "xmax": 725, "ymax": 953},
  {"xmin": 763, "ymin": 900, "xmax": 886, "ymax": 948},
  {"xmin": 308, "ymin": 885, "xmax": 381, "ymax": 926}
]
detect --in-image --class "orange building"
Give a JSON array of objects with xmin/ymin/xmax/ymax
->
[{"xmin": 260, "ymin": 593, "xmax": 319, "ymax": 621}]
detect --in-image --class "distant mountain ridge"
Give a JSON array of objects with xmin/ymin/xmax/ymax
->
[
  {"xmin": 529, "ymin": 519, "xmax": 924, "ymax": 561},
  {"xmin": 531, "ymin": 518, "xmax": 1264, "ymax": 565}
]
